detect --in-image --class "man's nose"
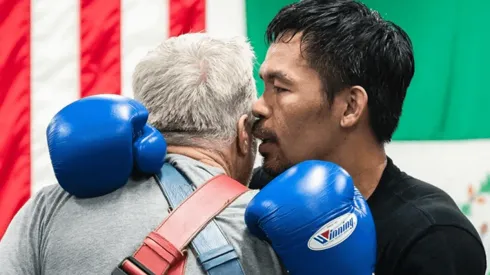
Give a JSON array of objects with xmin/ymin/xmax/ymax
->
[{"xmin": 252, "ymin": 96, "xmax": 271, "ymax": 119}]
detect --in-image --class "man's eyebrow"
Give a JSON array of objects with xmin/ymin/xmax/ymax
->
[{"xmin": 259, "ymin": 70, "xmax": 294, "ymax": 85}]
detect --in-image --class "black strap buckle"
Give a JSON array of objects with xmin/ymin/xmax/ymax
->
[{"xmin": 112, "ymin": 256, "xmax": 156, "ymax": 275}]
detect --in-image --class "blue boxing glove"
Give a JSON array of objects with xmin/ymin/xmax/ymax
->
[
  {"xmin": 46, "ymin": 94, "xmax": 167, "ymax": 198},
  {"xmin": 245, "ymin": 161, "xmax": 376, "ymax": 275}
]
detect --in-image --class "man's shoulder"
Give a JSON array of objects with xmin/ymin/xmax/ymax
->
[
  {"xmin": 215, "ymin": 189, "xmax": 257, "ymax": 227},
  {"xmin": 38, "ymin": 177, "xmax": 173, "ymax": 274},
  {"xmin": 36, "ymin": 176, "xmax": 164, "ymax": 210},
  {"xmin": 391, "ymin": 175, "xmax": 472, "ymax": 228},
  {"xmin": 374, "ymin": 174, "xmax": 485, "ymax": 274},
  {"xmin": 373, "ymin": 167, "xmax": 481, "ymax": 249},
  {"xmin": 375, "ymin": 160, "xmax": 467, "ymax": 226},
  {"xmin": 216, "ymin": 189, "xmax": 285, "ymax": 275},
  {"xmin": 28, "ymin": 183, "xmax": 71, "ymax": 219},
  {"xmin": 376, "ymin": 221, "xmax": 486, "ymax": 274}
]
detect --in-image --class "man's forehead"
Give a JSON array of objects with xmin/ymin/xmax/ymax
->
[
  {"xmin": 267, "ymin": 39, "xmax": 301, "ymax": 60},
  {"xmin": 260, "ymin": 43, "xmax": 308, "ymax": 81},
  {"xmin": 259, "ymin": 55, "xmax": 295, "ymax": 80}
]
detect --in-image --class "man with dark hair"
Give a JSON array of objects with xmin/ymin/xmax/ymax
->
[{"xmin": 251, "ymin": 0, "xmax": 487, "ymax": 274}]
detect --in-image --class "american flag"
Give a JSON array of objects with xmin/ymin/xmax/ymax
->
[{"xmin": 0, "ymin": 0, "xmax": 246, "ymax": 239}]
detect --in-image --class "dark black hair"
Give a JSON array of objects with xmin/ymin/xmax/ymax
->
[{"xmin": 266, "ymin": 0, "xmax": 415, "ymax": 143}]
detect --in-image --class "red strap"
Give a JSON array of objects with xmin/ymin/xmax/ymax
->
[
  {"xmin": 167, "ymin": 256, "xmax": 186, "ymax": 275},
  {"xmin": 121, "ymin": 174, "xmax": 248, "ymax": 275}
]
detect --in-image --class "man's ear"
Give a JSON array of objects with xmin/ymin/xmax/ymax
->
[
  {"xmin": 340, "ymin": 85, "xmax": 368, "ymax": 128},
  {"xmin": 236, "ymin": 114, "xmax": 251, "ymax": 156}
]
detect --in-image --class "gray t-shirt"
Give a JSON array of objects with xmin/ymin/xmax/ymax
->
[{"xmin": 0, "ymin": 154, "xmax": 285, "ymax": 275}]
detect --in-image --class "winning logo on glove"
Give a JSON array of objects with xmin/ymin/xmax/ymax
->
[{"xmin": 308, "ymin": 212, "xmax": 358, "ymax": 251}]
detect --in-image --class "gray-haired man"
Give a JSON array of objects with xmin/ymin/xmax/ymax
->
[{"xmin": 0, "ymin": 33, "xmax": 285, "ymax": 275}]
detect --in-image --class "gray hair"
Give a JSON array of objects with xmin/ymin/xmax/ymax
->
[{"xmin": 132, "ymin": 33, "xmax": 257, "ymax": 147}]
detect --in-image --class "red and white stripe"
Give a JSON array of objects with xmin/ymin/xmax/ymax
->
[{"xmin": 0, "ymin": 0, "xmax": 246, "ymax": 239}]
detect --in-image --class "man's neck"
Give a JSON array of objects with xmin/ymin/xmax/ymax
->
[
  {"xmin": 167, "ymin": 145, "xmax": 233, "ymax": 177},
  {"xmin": 349, "ymin": 156, "xmax": 386, "ymax": 199},
  {"xmin": 330, "ymin": 138, "xmax": 386, "ymax": 199}
]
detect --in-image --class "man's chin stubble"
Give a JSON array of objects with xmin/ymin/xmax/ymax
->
[{"xmin": 262, "ymin": 156, "xmax": 289, "ymax": 177}]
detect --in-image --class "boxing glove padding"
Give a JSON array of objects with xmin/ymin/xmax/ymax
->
[
  {"xmin": 133, "ymin": 124, "xmax": 167, "ymax": 174},
  {"xmin": 47, "ymin": 94, "xmax": 167, "ymax": 198},
  {"xmin": 245, "ymin": 160, "xmax": 376, "ymax": 275}
]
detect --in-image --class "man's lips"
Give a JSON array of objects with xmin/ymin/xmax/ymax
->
[
  {"xmin": 260, "ymin": 137, "xmax": 275, "ymax": 143},
  {"xmin": 253, "ymin": 131, "xmax": 277, "ymax": 143},
  {"xmin": 258, "ymin": 138, "xmax": 277, "ymax": 155},
  {"xmin": 252, "ymin": 121, "xmax": 278, "ymax": 152}
]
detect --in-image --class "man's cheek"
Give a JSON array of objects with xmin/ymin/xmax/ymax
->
[{"xmin": 283, "ymin": 143, "xmax": 312, "ymax": 166}]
